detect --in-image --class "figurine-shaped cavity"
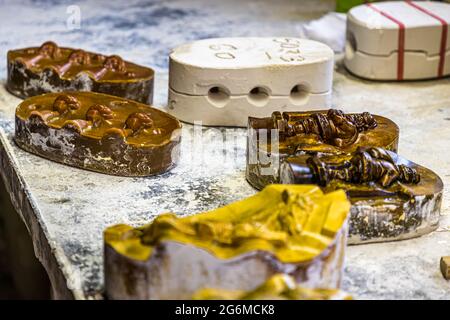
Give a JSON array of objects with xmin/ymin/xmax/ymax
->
[
  {"xmin": 303, "ymin": 147, "xmax": 420, "ymax": 187},
  {"xmin": 279, "ymin": 109, "xmax": 377, "ymax": 147},
  {"xmin": 125, "ymin": 112, "xmax": 153, "ymax": 135},
  {"xmin": 103, "ymin": 55, "xmax": 126, "ymax": 73},
  {"xmin": 86, "ymin": 104, "xmax": 113, "ymax": 127},
  {"xmin": 52, "ymin": 94, "xmax": 81, "ymax": 115},
  {"xmin": 38, "ymin": 41, "xmax": 61, "ymax": 59},
  {"xmin": 68, "ymin": 50, "xmax": 91, "ymax": 65},
  {"xmin": 24, "ymin": 41, "xmax": 61, "ymax": 66}
]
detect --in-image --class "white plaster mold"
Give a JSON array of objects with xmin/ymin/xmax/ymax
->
[
  {"xmin": 168, "ymin": 37, "xmax": 334, "ymax": 127},
  {"xmin": 345, "ymin": 1, "xmax": 450, "ymax": 80}
]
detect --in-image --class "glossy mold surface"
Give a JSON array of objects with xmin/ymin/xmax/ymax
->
[
  {"xmin": 15, "ymin": 92, "xmax": 181, "ymax": 176},
  {"xmin": 104, "ymin": 185, "xmax": 351, "ymax": 299},
  {"xmin": 280, "ymin": 147, "xmax": 443, "ymax": 244},
  {"xmin": 7, "ymin": 41, "xmax": 154, "ymax": 103},
  {"xmin": 246, "ymin": 109, "xmax": 399, "ymax": 190}
]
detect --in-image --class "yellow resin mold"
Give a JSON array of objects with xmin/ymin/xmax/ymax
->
[
  {"xmin": 104, "ymin": 184, "xmax": 350, "ymax": 264},
  {"xmin": 192, "ymin": 274, "xmax": 353, "ymax": 300}
]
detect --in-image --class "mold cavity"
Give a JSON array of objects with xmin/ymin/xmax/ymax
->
[
  {"xmin": 207, "ymin": 86, "xmax": 229, "ymax": 108},
  {"xmin": 248, "ymin": 87, "xmax": 269, "ymax": 107},
  {"xmin": 290, "ymin": 84, "xmax": 310, "ymax": 105}
]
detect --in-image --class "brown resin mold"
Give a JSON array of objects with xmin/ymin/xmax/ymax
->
[
  {"xmin": 7, "ymin": 41, "xmax": 154, "ymax": 104},
  {"xmin": 280, "ymin": 147, "xmax": 443, "ymax": 244},
  {"xmin": 15, "ymin": 92, "xmax": 181, "ymax": 176},
  {"xmin": 246, "ymin": 109, "xmax": 399, "ymax": 190}
]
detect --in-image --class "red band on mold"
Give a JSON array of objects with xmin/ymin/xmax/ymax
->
[
  {"xmin": 366, "ymin": 3, "xmax": 405, "ymax": 80},
  {"xmin": 405, "ymin": 0, "xmax": 448, "ymax": 77}
]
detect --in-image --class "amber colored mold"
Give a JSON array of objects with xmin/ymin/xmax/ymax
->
[{"xmin": 15, "ymin": 92, "xmax": 181, "ymax": 176}]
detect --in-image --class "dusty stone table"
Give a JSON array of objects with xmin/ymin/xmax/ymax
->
[{"xmin": 0, "ymin": 0, "xmax": 449, "ymax": 299}]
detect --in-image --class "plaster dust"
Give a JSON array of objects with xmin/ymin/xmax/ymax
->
[
  {"xmin": 0, "ymin": 0, "xmax": 449, "ymax": 300},
  {"xmin": 0, "ymin": 79, "xmax": 256, "ymax": 298}
]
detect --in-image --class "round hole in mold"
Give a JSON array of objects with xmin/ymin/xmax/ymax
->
[
  {"xmin": 248, "ymin": 86, "xmax": 270, "ymax": 107},
  {"xmin": 168, "ymin": 99, "xmax": 176, "ymax": 110},
  {"xmin": 290, "ymin": 84, "xmax": 310, "ymax": 105},
  {"xmin": 207, "ymin": 86, "xmax": 230, "ymax": 108}
]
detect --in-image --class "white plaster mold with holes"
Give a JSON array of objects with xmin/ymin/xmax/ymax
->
[
  {"xmin": 345, "ymin": 1, "xmax": 450, "ymax": 81},
  {"xmin": 168, "ymin": 37, "xmax": 334, "ymax": 127}
]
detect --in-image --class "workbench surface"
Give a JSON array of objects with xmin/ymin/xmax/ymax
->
[{"xmin": 0, "ymin": 0, "xmax": 449, "ymax": 299}]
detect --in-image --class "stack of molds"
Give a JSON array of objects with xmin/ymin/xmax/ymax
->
[
  {"xmin": 168, "ymin": 37, "xmax": 334, "ymax": 127},
  {"xmin": 345, "ymin": 1, "xmax": 450, "ymax": 80},
  {"xmin": 15, "ymin": 92, "xmax": 181, "ymax": 176},
  {"xmin": 246, "ymin": 109, "xmax": 399, "ymax": 190},
  {"xmin": 104, "ymin": 185, "xmax": 350, "ymax": 299},
  {"xmin": 280, "ymin": 147, "xmax": 443, "ymax": 244},
  {"xmin": 192, "ymin": 274, "xmax": 352, "ymax": 300},
  {"xmin": 7, "ymin": 41, "xmax": 155, "ymax": 103}
]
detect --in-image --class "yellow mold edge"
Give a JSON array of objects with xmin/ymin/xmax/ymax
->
[
  {"xmin": 104, "ymin": 184, "xmax": 350, "ymax": 264},
  {"xmin": 192, "ymin": 274, "xmax": 353, "ymax": 300}
]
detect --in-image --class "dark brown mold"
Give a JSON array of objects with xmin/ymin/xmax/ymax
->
[
  {"xmin": 246, "ymin": 109, "xmax": 399, "ymax": 190},
  {"xmin": 7, "ymin": 41, "xmax": 154, "ymax": 104},
  {"xmin": 280, "ymin": 147, "xmax": 443, "ymax": 243}
]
